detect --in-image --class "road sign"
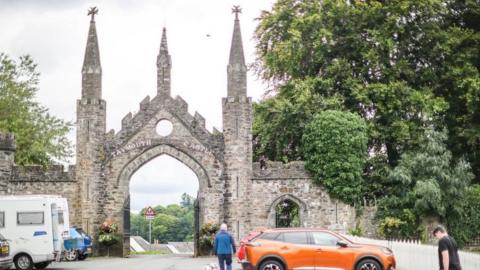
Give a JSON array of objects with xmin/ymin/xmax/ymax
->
[
  {"xmin": 145, "ymin": 206, "xmax": 156, "ymax": 244},
  {"xmin": 145, "ymin": 206, "xmax": 155, "ymax": 220}
]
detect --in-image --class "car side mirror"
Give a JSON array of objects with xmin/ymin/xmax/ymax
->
[{"xmin": 337, "ymin": 240, "xmax": 348, "ymax": 248}]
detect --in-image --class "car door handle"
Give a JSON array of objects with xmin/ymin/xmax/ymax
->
[
  {"xmin": 316, "ymin": 248, "xmax": 323, "ymax": 252},
  {"xmin": 280, "ymin": 246, "xmax": 289, "ymax": 250}
]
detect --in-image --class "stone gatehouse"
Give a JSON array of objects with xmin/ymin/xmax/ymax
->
[{"xmin": 0, "ymin": 8, "xmax": 356, "ymax": 256}]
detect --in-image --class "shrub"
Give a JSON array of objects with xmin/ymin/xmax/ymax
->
[{"xmin": 303, "ymin": 110, "xmax": 368, "ymax": 204}]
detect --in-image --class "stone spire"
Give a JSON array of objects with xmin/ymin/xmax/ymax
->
[
  {"xmin": 227, "ymin": 5, "xmax": 247, "ymax": 97},
  {"xmin": 157, "ymin": 27, "xmax": 172, "ymax": 96},
  {"xmin": 81, "ymin": 7, "xmax": 102, "ymax": 99},
  {"xmin": 222, "ymin": 6, "xmax": 253, "ymax": 242}
]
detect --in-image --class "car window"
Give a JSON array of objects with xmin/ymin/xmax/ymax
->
[
  {"xmin": 0, "ymin": 212, "xmax": 4, "ymax": 228},
  {"xmin": 0, "ymin": 233, "xmax": 5, "ymax": 241},
  {"xmin": 280, "ymin": 232, "xmax": 309, "ymax": 245},
  {"xmin": 312, "ymin": 232, "xmax": 339, "ymax": 246},
  {"xmin": 259, "ymin": 232, "xmax": 280, "ymax": 241}
]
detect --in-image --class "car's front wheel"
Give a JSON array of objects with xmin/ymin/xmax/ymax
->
[
  {"xmin": 258, "ymin": 259, "xmax": 285, "ymax": 270},
  {"xmin": 14, "ymin": 254, "xmax": 33, "ymax": 270},
  {"xmin": 356, "ymin": 259, "xmax": 382, "ymax": 270},
  {"xmin": 64, "ymin": 250, "xmax": 78, "ymax": 261}
]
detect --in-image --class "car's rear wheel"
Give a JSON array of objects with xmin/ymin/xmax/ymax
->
[
  {"xmin": 259, "ymin": 259, "xmax": 284, "ymax": 270},
  {"xmin": 14, "ymin": 254, "xmax": 33, "ymax": 270},
  {"xmin": 356, "ymin": 259, "xmax": 382, "ymax": 270}
]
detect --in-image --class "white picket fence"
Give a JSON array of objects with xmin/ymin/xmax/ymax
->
[{"xmin": 346, "ymin": 236, "xmax": 480, "ymax": 270}]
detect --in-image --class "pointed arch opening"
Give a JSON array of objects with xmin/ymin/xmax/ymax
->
[
  {"xmin": 116, "ymin": 144, "xmax": 213, "ymax": 256},
  {"xmin": 275, "ymin": 198, "xmax": 300, "ymax": 228},
  {"xmin": 128, "ymin": 154, "xmax": 198, "ymax": 253},
  {"xmin": 268, "ymin": 194, "xmax": 308, "ymax": 228},
  {"xmin": 130, "ymin": 154, "xmax": 198, "ymax": 214}
]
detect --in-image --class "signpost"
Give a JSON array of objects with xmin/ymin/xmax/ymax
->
[{"xmin": 145, "ymin": 206, "xmax": 156, "ymax": 244}]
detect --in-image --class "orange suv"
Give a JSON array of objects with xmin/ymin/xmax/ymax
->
[{"xmin": 239, "ymin": 228, "xmax": 396, "ymax": 270}]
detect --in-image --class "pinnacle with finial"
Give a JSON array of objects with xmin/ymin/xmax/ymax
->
[
  {"xmin": 88, "ymin": 7, "xmax": 98, "ymax": 22},
  {"xmin": 228, "ymin": 5, "xmax": 245, "ymax": 66},
  {"xmin": 160, "ymin": 27, "xmax": 168, "ymax": 53},
  {"xmin": 232, "ymin": 5, "xmax": 241, "ymax": 20}
]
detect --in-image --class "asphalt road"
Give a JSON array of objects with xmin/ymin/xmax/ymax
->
[{"xmin": 48, "ymin": 255, "xmax": 243, "ymax": 270}]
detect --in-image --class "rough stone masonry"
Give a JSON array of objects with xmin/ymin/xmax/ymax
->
[{"xmin": 0, "ymin": 7, "xmax": 362, "ymax": 256}]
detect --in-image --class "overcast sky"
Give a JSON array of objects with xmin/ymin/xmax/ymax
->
[{"xmin": 0, "ymin": 0, "xmax": 275, "ymax": 211}]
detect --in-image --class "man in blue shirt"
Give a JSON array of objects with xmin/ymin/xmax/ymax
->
[{"xmin": 214, "ymin": 223, "xmax": 236, "ymax": 270}]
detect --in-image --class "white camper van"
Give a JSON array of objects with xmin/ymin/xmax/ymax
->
[
  {"xmin": 0, "ymin": 196, "xmax": 63, "ymax": 270},
  {"xmin": 24, "ymin": 195, "xmax": 70, "ymax": 242}
]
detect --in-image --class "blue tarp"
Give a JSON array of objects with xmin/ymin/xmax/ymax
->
[
  {"xmin": 64, "ymin": 228, "xmax": 86, "ymax": 250},
  {"xmin": 68, "ymin": 227, "xmax": 82, "ymax": 239}
]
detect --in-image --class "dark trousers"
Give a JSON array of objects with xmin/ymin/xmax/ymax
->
[{"xmin": 217, "ymin": 254, "xmax": 232, "ymax": 270}]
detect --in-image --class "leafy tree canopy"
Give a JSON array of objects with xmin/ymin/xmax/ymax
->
[
  {"xmin": 0, "ymin": 53, "xmax": 72, "ymax": 166},
  {"xmin": 253, "ymin": 0, "xmax": 479, "ymax": 182}
]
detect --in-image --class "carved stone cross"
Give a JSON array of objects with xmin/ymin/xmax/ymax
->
[
  {"xmin": 88, "ymin": 7, "xmax": 98, "ymax": 22},
  {"xmin": 232, "ymin": 5, "xmax": 242, "ymax": 20}
]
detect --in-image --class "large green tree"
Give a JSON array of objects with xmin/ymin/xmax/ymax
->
[
  {"xmin": 377, "ymin": 129, "xmax": 473, "ymax": 242},
  {"xmin": 0, "ymin": 53, "xmax": 72, "ymax": 166},
  {"xmin": 253, "ymin": 0, "xmax": 479, "ymax": 182},
  {"xmin": 302, "ymin": 110, "xmax": 368, "ymax": 204}
]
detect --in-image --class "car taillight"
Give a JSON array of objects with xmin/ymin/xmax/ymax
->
[{"xmin": 246, "ymin": 241, "xmax": 261, "ymax": 247}]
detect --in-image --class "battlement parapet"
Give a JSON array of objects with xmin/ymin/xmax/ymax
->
[
  {"xmin": 0, "ymin": 133, "xmax": 16, "ymax": 151},
  {"xmin": 11, "ymin": 164, "xmax": 76, "ymax": 182},
  {"xmin": 252, "ymin": 160, "xmax": 310, "ymax": 180}
]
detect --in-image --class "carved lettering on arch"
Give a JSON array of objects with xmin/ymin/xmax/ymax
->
[{"xmin": 111, "ymin": 140, "xmax": 152, "ymax": 157}]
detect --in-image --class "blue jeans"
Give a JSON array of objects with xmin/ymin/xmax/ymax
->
[{"xmin": 217, "ymin": 254, "xmax": 232, "ymax": 270}]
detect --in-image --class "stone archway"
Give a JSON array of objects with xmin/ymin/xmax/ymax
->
[
  {"xmin": 115, "ymin": 144, "xmax": 213, "ymax": 256},
  {"xmin": 267, "ymin": 194, "xmax": 308, "ymax": 228}
]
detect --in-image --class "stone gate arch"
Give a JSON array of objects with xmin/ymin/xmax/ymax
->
[
  {"xmin": 267, "ymin": 194, "xmax": 308, "ymax": 228},
  {"xmin": 92, "ymin": 93, "xmax": 227, "ymax": 257}
]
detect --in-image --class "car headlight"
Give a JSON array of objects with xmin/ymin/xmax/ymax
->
[{"xmin": 381, "ymin": 247, "xmax": 393, "ymax": 255}]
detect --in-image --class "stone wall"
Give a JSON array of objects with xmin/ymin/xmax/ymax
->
[
  {"xmin": 249, "ymin": 161, "xmax": 356, "ymax": 232},
  {"xmin": 357, "ymin": 206, "xmax": 378, "ymax": 238},
  {"xmin": 4, "ymin": 165, "xmax": 79, "ymax": 225}
]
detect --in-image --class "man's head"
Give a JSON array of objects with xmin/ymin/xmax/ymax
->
[
  {"xmin": 433, "ymin": 225, "xmax": 447, "ymax": 239},
  {"xmin": 220, "ymin": 223, "xmax": 228, "ymax": 231}
]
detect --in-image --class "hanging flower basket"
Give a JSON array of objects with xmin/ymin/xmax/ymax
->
[{"xmin": 98, "ymin": 219, "xmax": 120, "ymax": 256}]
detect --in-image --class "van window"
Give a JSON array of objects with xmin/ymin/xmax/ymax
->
[
  {"xmin": 58, "ymin": 211, "xmax": 64, "ymax": 225},
  {"xmin": 17, "ymin": 212, "xmax": 44, "ymax": 225},
  {"xmin": 0, "ymin": 212, "xmax": 4, "ymax": 227}
]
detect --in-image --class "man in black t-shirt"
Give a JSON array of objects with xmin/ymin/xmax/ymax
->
[{"xmin": 433, "ymin": 225, "xmax": 462, "ymax": 270}]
